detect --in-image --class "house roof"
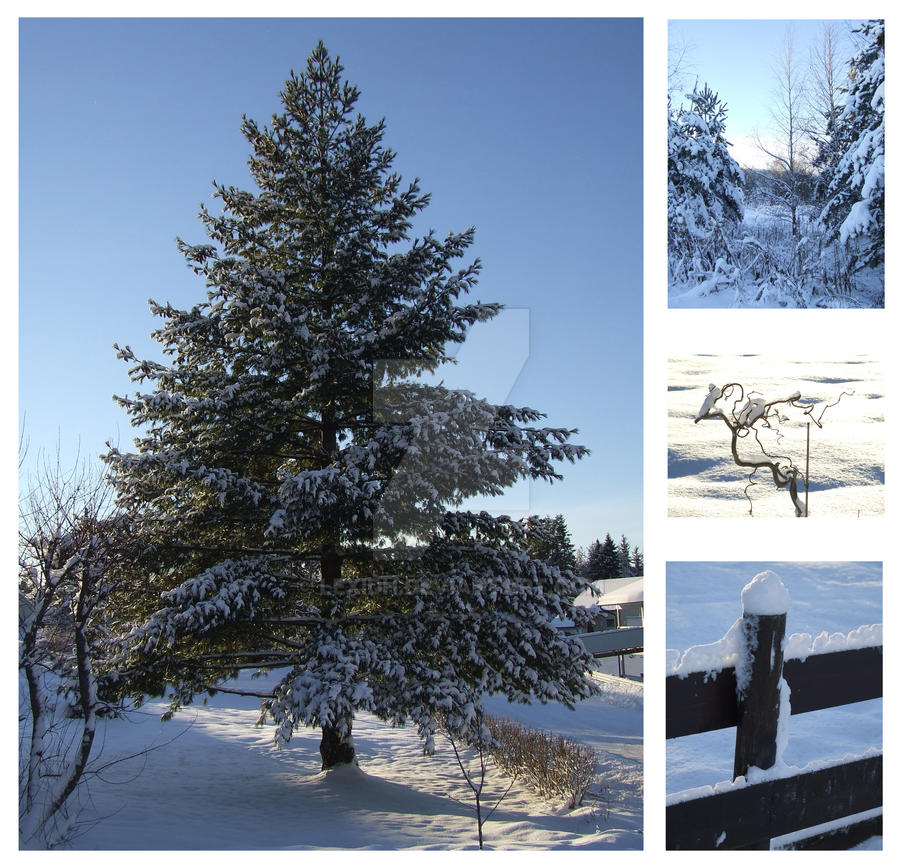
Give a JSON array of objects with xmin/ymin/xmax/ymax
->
[{"xmin": 574, "ymin": 577, "xmax": 643, "ymax": 610}]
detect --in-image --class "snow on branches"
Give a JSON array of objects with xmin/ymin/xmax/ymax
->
[
  {"xmin": 818, "ymin": 20, "xmax": 884, "ymax": 272},
  {"xmin": 104, "ymin": 42, "xmax": 593, "ymax": 769},
  {"xmin": 668, "ymin": 84, "xmax": 745, "ymax": 283}
]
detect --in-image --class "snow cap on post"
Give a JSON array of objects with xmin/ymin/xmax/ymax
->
[{"xmin": 741, "ymin": 570, "xmax": 790, "ymax": 616}]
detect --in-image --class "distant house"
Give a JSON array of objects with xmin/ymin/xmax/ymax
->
[
  {"xmin": 558, "ymin": 577, "xmax": 644, "ymax": 680},
  {"xmin": 573, "ymin": 577, "xmax": 644, "ymax": 631}
]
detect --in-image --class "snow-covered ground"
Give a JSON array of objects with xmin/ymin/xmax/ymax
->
[
  {"xmin": 668, "ymin": 353, "xmax": 884, "ymax": 517},
  {"xmin": 47, "ymin": 670, "xmax": 642, "ymax": 850},
  {"xmin": 668, "ymin": 202, "xmax": 885, "ymax": 309},
  {"xmin": 666, "ymin": 562, "xmax": 882, "ymax": 848}
]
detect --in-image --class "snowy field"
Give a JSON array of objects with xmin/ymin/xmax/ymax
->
[
  {"xmin": 666, "ymin": 562, "xmax": 882, "ymax": 848},
  {"xmin": 45, "ymin": 670, "xmax": 642, "ymax": 850},
  {"xmin": 667, "ymin": 352, "xmax": 884, "ymax": 517}
]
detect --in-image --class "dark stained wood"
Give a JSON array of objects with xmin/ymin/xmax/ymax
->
[
  {"xmin": 667, "ymin": 646, "xmax": 882, "ymax": 739},
  {"xmin": 733, "ymin": 613, "xmax": 786, "ymax": 781},
  {"xmin": 778, "ymin": 814, "xmax": 882, "ymax": 850},
  {"xmin": 666, "ymin": 667, "xmax": 739, "ymax": 738},
  {"xmin": 666, "ymin": 754, "xmax": 883, "ymax": 850},
  {"xmin": 784, "ymin": 646, "xmax": 883, "ymax": 714}
]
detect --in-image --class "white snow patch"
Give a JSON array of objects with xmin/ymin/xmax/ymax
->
[
  {"xmin": 784, "ymin": 623, "xmax": 882, "ymax": 661},
  {"xmin": 741, "ymin": 570, "xmax": 789, "ymax": 615},
  {"xmin": 52, "ymin": 670, "xmax": 642, "ymax": 849},
  {"xmin": 666, "ymin": 617, "xmax": 744, "ymax": 678}
]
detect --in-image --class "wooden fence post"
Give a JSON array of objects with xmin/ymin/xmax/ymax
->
[
  {"xmin": 667, "ymin": 564, "xmax": 881, "ymax": 850},
  {"xmin": 733, "ymin": 610, "xmax": 787, "ymax": 781},
  {"xmin": 731, "ymin": 603, "xmax": 787, "ymax": 851}
]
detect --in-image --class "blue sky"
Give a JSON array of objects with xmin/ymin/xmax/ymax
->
[
  {"xmin": 18, "ymin": 18, "xmax": 643, "ymax": 551},
  {"xmin": 668, "ymin": 19, "xmax": 866, "ymax": 168}
]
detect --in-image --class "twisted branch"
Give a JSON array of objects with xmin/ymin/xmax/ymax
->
[{"xmin": 694, "ymin": 382, "xmax": 852, "ymax": 516}]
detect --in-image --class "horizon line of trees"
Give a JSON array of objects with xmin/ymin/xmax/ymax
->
[{"xmin": 522, "ymin": 515, "xmax": 643, "ymax": 581}]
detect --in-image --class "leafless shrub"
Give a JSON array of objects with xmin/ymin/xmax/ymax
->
[{"xmin": 484, "ymin": 714, "xmax": 599, "ymax": 809}]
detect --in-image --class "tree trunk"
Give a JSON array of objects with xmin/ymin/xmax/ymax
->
[
  {"xmin": 320, "ymin": 722, "xmax": 355, "ymax": 770},
  {"xmin": 318, "ymin": 414, "xmax": 355, "ymax": 770}
]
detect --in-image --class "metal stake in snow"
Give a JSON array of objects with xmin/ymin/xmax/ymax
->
[
  {"xmin": 733, "ymin": 572, "xmax": 789, "ymax": 789},
  {"xmin": 805, "ymin": 422, "xmax": 810, "ymax": 517}
]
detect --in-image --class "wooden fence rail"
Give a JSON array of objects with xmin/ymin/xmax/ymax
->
[
  {"xmin": 666, "ymin": 593, "xmax": 882, "ymax": 850},
  {"xmin": 667, "ymin": 754, "xmax": 882, "ymax": 850},
  {"xmin": 666, "ymin": 645, "xmax": 883, "ymax": 739}
]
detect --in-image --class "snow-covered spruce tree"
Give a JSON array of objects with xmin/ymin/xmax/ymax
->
[
  {"xmin": 819, "ymin": 20, "xmax": 884, "ymax": 273},
  {"xmin": 668, "ymin": 84, "xmax": 745, "ymax": 284},
  {"xmin": 105, "ymin": 44, "xmax": 595, "ymax": 770}
]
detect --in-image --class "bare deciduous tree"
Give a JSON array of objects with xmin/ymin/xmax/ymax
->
[
  {"xmin": 808, "ymin": 23, "xmax": 849, "ymax": 196},
  {"xmin": 440, "ymin": 700, "xmax": 516, "ymax": 850},
  {"xmin": 754, "ymin": 26, "xmax": 813, "ymax": 242},
  {"xmin": 18, "ymin": 454, "xmax": 127, "ymax": 847}
]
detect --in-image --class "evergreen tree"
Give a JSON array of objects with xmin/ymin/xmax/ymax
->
[
  {"xmin": 582, "ymin": 539, "xmax": 603, "ymax": 582},
  {"xmin": 819, "ymin": 20, "xmax": 885, "ymax": 272},
  {"xmin": 574, "ymin": 545, "xmax": 586, "ymax": 575},
  {"xmin": 597, "ymin": 533, "xmax": 620, "ymax": 579},
  {"xmin": 618, "ymin": 534, "xmax": 633, "ymax": 578},
  {"xmin": 668, "ymin": 83, "xmax": 745, "ymax": 282},
  {"xmin": 523, "ymin": 515, "xmax": 577, "ymax": 573},
  {"xmin": 105, "ymin": 44, "xmax": 595, "ymax": 769},
  {"xmin": 631, "ymin": 545, "xmax": 643, "ymax": 577}
]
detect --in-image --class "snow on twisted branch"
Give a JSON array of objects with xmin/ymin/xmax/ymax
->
[{"xmin": 693, "ymin": 381, "xmax": 852, "ymax": 516}]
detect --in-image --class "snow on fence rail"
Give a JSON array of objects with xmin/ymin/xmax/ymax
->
[{"xmin": 666, "ymin": 571, "xmax": 882, "ymax": 850}]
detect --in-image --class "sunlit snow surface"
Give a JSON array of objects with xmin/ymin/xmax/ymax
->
[
  {"xmin": 56, "ymin": 672, "xmax": 642, "ymax": 849},
  {"xmin": 666, "ymin": 562, "xmax": 882, "ymax": 804},
  {"xmin": 668, "ymin": 353, "xmax": 884, "ymax": 517},
  {"xmin": 668, "ymin": 204, "xmax": 885, "ymax": 309}
]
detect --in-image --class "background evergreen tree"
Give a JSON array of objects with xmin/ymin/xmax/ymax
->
[
  {"xmin": 581, "ymin": 539, "xmax": 603, "ymax": 582},
  {"xmin": 573, "ymin": 544, "xmax": 586, "ymax": 575},
  {"xmin": 631, "ymin": 545, "xmax": 643, "ymax": 577},
  {"xmin": 617, "ymin": 534, "xmax": 633, "ymax": 578},
  {"xmin": 597, "ymin": 533, "xmax": 620, "ymax": 579},
  {"xmin": 523, "ymin": 515, "xmax": 577, "ymax": 573},
  {"xmin": 105, "ymin": 44, "xmax": 594, "ymax": 769},
  {"xmin": 819, "ymin": 20, "xmax": 885, "ymax": 272}
]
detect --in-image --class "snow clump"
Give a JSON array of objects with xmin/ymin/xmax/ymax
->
[{"xmin": 741, "ymin": 570, "xmax": 790, "ymax": 616}]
